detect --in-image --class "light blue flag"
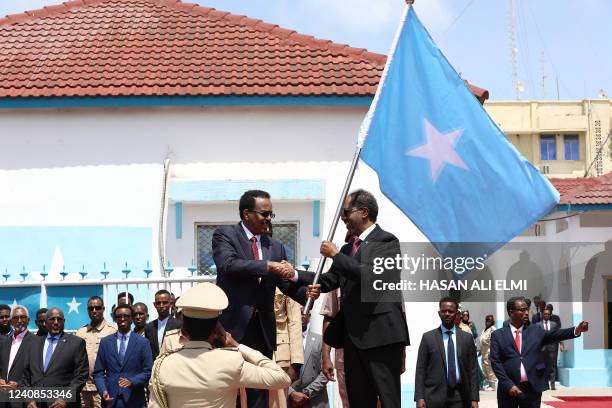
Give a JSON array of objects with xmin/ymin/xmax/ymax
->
[
  {"xmin": 0, "ymin": 287, "xmax": 41, "ymax": 330},
  {"xmin": 46, "ymin": 285, "xmax": 103, "ymax": 330},
  {"xmin": 360, "ymin": 6, "xmax": 559, "ymax": 256}
]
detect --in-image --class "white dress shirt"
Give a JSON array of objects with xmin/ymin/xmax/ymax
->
[{"xmin": 157, "ymin": 316, "xmax": 169, "ymax": 346}]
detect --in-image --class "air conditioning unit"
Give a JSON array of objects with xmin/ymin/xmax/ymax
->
[{"xmin": 541, "ymin": 165, "xmax": 550, "ymax": 174}]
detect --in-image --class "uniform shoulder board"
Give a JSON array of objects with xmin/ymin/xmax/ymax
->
[
  {"xmin": 218, "ymin": 347, "xmax": 239, "ymax": 352},
  {"xmin": 165, "ymin": 328, "xmax": 180, "ymax": 335}
]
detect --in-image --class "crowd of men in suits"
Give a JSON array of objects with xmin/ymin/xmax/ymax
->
[{"xmin": 0, "ymin": 188, "xmax": 590, "ymax": 408}]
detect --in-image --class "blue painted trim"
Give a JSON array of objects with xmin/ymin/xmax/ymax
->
[
  {"xmin": 169, "ymin": 180, "xmax": 325, "ymax": 202},
  {"xmin": 175, "ymin": 202, "xmax": 183, "ymax": 240},
  {"xmin": 0, "ymin": 96, "xmax": 373, "ymax": 109},
  {"xmin": 312, "ymin": 200, "xmax": 321, "ymax": 237},
  {"xmin": 554, "ymin": 204, "xmax": 612, "ymax": 212}
]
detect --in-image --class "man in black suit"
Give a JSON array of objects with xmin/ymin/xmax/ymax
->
[
  {"xmin": 415, "ymin": 297, "xmax": 479, "ymax": 408},
  {"xmin": 0, "ymin": 305, "xmax": 38, "ymax": 408},
  {"xmin": 318, "ymin": 189, "xmax": 409, "ymax": 408},
  {"xmin": 144, "ymin": 289, "xmax": 181, "ymax": 360},
  {"xmin": 544, "ymin": 304, "xmax": 561, "ymax": 327},
  {"xmin": 0, "ymin": 305, "xmax": 13, "ymax": 338},
  {"xmin": 490, "ymin": 297, "xmax": 588, "ymax": 408},
  {"xmin": 212, "ymin": 189, "xmax": 315, "ymax": 408},
  {"xmin": 536, "ymin": 309, "xmax": 561, "ymax": 390},
  {"xmin": 531, "ymin": 300, "xmax": 546, "ymax": 325},
  {"xmin": 20, "ymin": 307, "xmax": 89, "ymax": 408}
]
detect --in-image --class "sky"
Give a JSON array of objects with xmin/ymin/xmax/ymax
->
[{"xmin": 1, "ymin": 0, "xmax": 611, "ymax": 101}]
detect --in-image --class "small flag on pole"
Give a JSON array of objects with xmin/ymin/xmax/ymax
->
[{"xmin": 359, "ymin": 6, "xmax": 559, "ymax": 256}]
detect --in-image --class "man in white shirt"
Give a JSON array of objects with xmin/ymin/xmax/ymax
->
[
  {"xmin": 144, "ymin": 290, "xmax": 181, "ymax": 360},
  {"xmin": 0, "ymin": 305, "xmax": 38, "ymax": 404}
]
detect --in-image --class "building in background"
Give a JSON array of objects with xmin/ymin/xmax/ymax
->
[{"xmin": 486, "ymin": 100, "xmax": 612, "ymax": 178}]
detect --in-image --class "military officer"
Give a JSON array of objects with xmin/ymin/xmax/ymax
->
[
  {"xmin": 148, "ymin": 283, "xmax": 291, "ymax": 408},
  {"xmin": 75, "ymin": 295, "xmax": 117, "ymax": 408}
]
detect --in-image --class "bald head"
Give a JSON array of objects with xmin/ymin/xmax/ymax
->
[{"xmin": 46, "ymin": 307, "xmax": 65, "ymax": 336}]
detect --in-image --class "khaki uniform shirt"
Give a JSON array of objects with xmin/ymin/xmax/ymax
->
[
  {"xmin": 75, "ymin": 319, "xmax": 117, "ymax": 391},
  {"xmin": 159, "ymin": 329, "xmax": 186, "ymax": 354},
  {"xmin": 272, "ymin": 289, "xmax": 304, "ymax": 368},
  {"xmin": 479, "ymin": 326, "xmax": 495, "ymax": 357},
  {"xmin": 148, "ymin": 340, "xmax": 291, "ymax": 408}
]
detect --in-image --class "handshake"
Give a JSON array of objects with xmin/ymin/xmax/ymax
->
[{"xmin": 267, "ymin": 260, "xmax": 296, "ymax": 280}]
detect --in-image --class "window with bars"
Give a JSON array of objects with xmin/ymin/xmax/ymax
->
[{"xmin": 196, "ymin": 222, "xmax": 299, "ymax": 275}]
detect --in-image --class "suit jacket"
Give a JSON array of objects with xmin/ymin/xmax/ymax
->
[
  {"xmin": 144, "ymin": 317, "xmax": 181, "ymax": 360},
  {"xmin": 93, "ymin": 332, "xmax": 153, "ymax": 408},
  {"xmin": 289, "ymin": 333, "xmax": 328, "ymax": 408},
  {"xmin": 318, "ymin": 225, "xmax": 409, "ymax": 349},
  {"xmin": 414, "ymin": 327, "xmax": 479, "ymax": 408},
  {"xmin": 536, "ymin": 320, "xmax": 560, "ymax": 352},
  {"xmin": 0, "ymin": 331, "xmax": 38, "ymax": 382},
  {"xmin": 20, "ymin": 332, "xmax": 89, "ymax": 408},
  {"xmin": 213, "ymin": 223, "xmax": 308, "ymax": 351},
  {"xmin": 490, "ymin": 324, "xmax": 577, "ymax": 395}
]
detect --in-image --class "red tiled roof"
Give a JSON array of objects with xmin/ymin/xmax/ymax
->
[
  {"xmin": 0, "ymin": 0, "xmax": 489, "ymax": 100},
  {"xmin": 549, "ymin": 172, "xmax": 612, "ymax": 205}
]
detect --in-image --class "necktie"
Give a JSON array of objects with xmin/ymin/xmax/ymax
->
[
  {"xmin": 250, "ymin": 237, "xmax": 260, "ymax": 260},
  {"xmin": 350, "ymin": 238, "xmax": 362, "ymax": 257},
  {"xmin": 119, "ymin": 334, "xmax": 127, "ymax": 363},
  {"xmin": 514, "ymin": 329, "xmax": 521, "ymax": 353},
  {"xmin": 545, "ymin": 321, "xmax": 549, "ymax": 331},
  {"xmin": 446, "ymin": 330, "xmax": 457, "ymax": 387},
  {"xmin": 43, "ymin": 336, "xmax": 57, "ymax": 372}
]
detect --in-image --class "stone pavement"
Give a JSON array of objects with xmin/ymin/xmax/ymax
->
[{"xmin": 478, "ymin": 385, "xmax": 612, "ymax": 408}]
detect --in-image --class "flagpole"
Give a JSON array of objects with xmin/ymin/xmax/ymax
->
[
  {"xmin": 303, "ymin": 146, "xmax": 362, "ymax": 315},
  {"xmin": 303, "ymin": 2, "xmax": 411, "ymax": 315}
]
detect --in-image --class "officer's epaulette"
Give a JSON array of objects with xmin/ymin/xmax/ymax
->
[
  {"xmin": 164, "ymin": 328, "xmax": 180, "ymax": 335},
  {"xmin": 218, "ymin": 347, "xmax": 239, "ymax": 352}
]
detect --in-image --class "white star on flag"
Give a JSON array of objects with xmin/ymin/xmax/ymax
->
[
  {"xmin": 406, "ymin": 118, "xmax": 469, "ymax": 182},
  {"xmin": 11, "ymin": 299, "xmax": 17, "ymax": 309},
  {"xmin": 67, "ymin": 297, "xmax": 81, "ymax": 314}
]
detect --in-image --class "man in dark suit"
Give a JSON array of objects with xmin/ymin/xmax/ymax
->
[
  {"xmin": 544, "ymin": 304, "xmax": 561, "ymax": 327},
  {"xmin": 20, "ymin": 307, "xmax": 89, "ymax": 408},
  {"xmin": 318, "ymin": 189, "xmax": 409, "ymax": 408},
  {"xmin": 536, "ymin": 309, "xmax": 560, "ymax": 390},
  {"xmin": 213, "ymin": 189, "xmax": 315, "ymax": 408},
  {"xmin": 93, "ymin": 304, "xmax": 153, "ymax": 408},
  {"xmin": 415, "ymin": 297, "xmax": 478, "ymax": 408},
  {"xmin": 0, "ymin": 305, "xmax": 38, "ymax": 408},
  {"xmin": 490, "ymin": 297, "xmax": 589, "ymax": 408},
  {"xmin": 531, "ymin": 300, "xmax": 546, "ymax": 325},
  {"xmin": 144, "ymin": 289, "xmax": 181, "ymax": 360}
]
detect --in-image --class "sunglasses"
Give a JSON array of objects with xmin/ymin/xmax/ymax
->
[
  {"xmin": 88, "ymin": 306, "xmax": 103, "ymax": 311},
  {"xmin": 249, "ymin": 210, "xmax": 275, "ymax": 219},
  {"xmin": 341, "ymin": 207, "xmax": 361, "ymax": 217}
]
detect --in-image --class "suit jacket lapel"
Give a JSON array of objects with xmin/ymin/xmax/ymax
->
[
  {"xmin": 355, "ymin": 224, "xmax": 381, "ymax": 258},
  {"xmin": 507, "ymin": 326, "xmax": 520, "ymax": 354},
  {"xmin": 9, "ymin": 332, "xmax": 30, "ymax": 375},
  {"xmin": 260, "ymin": 235, "xmax": 271, "ymax": 261},
  {"xmin": 235, "ymin": 223, "xmax": 255, "ymax": 260},
  {"xmin": 434, "ymin": 329, "xmax": 448, "ymax": 376},
  {"xmin": 46, "ymin": 333, "xmax": 67, "ymax": 373},
  {"xmin": 152, "ymin": 320, "xmax": 160, "ymax": 351},
  {"xmin": 120, "ymin": 334, "xmax": 136, "ymax": 368}
]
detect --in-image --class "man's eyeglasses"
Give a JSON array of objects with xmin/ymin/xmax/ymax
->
[
  {"xmin": 341, "ymin": 207, "xmax": 361, "ymax": 217},
  {"xmin": 249, "ymin": 210, "xmax": 275, "ymax": 219},
  {"xmin": 88, "ymin": 306, "xmax": 103, "ymax": 311},
  {"xmin": 11, "ymin": 316, "xmax": 28, "ymax": 321}
]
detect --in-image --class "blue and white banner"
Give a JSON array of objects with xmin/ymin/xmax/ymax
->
[
  {"xmin": 0, "ymin": 287, "xmax": 41, "ymax": 330},
  {"xmin": 46, "ymin": 285, "xmax": 103, "ymax": 330}
]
